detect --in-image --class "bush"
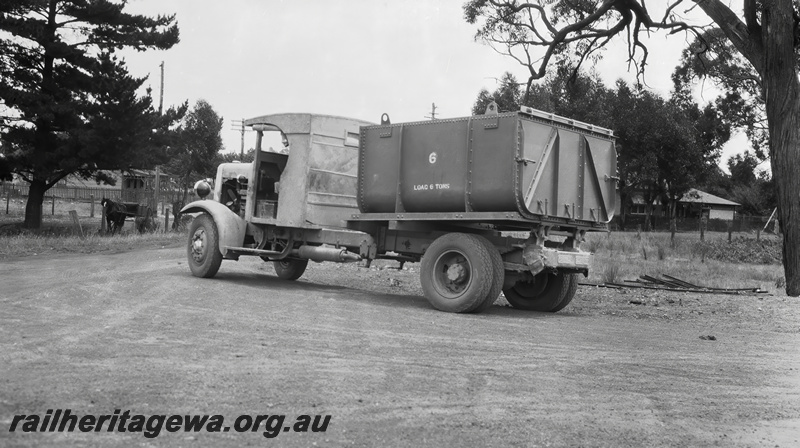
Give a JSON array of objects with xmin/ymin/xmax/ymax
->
[
  {"xmin": 696, "ymin": 237, "xmax": 782, "ymax": 265},
  {"xmin": 602, "ymin": 262, "xmax": 620, "ymax": 284}
]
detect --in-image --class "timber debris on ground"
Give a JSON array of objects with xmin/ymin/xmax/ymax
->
[{"xmin": 580, "ymin": 274, "xmax": 768, "ymax": 295}]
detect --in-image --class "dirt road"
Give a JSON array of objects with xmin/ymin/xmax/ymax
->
[{"xmin": 1, "ymin": 247, "xmax": 799, "ymax": 447}]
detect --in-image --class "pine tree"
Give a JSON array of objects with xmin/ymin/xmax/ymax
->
[
  {"xmin": 164, "ymin": 99, "xmax": 225, "ymax": 203},
  {"xmin": 0, "ymin": 0, "xmax": 181, "ymax": 228}
]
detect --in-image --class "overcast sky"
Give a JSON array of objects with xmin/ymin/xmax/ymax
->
[{"xmin": 121, "ymin": 0, "xmax": 750, "ymax": 170}]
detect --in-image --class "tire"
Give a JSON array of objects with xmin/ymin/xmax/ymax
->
[
  {"xmin": 549, "ymin": 273, "xmax": 579, "ymax": 313},
  {"xmin": 503, "ymin": 272, "xmax": 576, "ymax": 312},
  {"xmin": 273, "ymin": 258, "xmax": 308, "ymax": 280},
  {"xmin": 475, "ymin": 236, "xmax": 504, "ymax": 312},
  {"xmin": 187, "ymin": 214, "xmax": 223, "ymax": 278},
  {"xmin": 420, "ymin": 233, "xmax": 495, "ymax": 313}
]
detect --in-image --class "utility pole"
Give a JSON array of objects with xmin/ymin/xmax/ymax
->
[
  {"xmin": 425, "ymin": 103, "xmax": 438, "ymax": 120},
  {"xmin": 156, "ymin": 61, "xmax": 164, "ymax": 214},
  {"xmin": 231, "ymin": 119, "xmax": 246, "ymax": 160},
  {"xmin": 158, "ymin": 61, "xmax": 164, "ymax": 116}
]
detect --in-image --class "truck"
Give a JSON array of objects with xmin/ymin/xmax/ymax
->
[{"xmin": 180, "ymin": 103, "xmax": 617, "ymax": 313}]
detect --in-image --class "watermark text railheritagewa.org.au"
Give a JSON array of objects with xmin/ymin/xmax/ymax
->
[{"xmin": 8, "ymin": 409, "xmax": 330, "ymax": 439}]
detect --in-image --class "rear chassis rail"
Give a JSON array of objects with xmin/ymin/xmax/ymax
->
[{"xmin": 349, "ymin": 211, "xmax": 609, "ymax": 232}]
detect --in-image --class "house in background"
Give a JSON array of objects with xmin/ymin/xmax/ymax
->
[
  {"xmin": 678, "ymin": 188, "xmax": 740, "ymax": 220},
  {"xmin": 628, "ymin": 188, "xmax": 740, "ymax": 220}
]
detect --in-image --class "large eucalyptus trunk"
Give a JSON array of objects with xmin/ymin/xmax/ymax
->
[
  {"xmin": 761, "ymin": 3, "xmax": 800, "ymax": 296},
  {"xmin": 696, "ymin": 0, "xmax": 800, "ymax": 296}
]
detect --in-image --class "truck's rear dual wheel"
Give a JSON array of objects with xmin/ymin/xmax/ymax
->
[
  {"xmin": 420, "ymin": 233, "xmax": 501, "ymax": 313},
  {"xmin": 477, "ymin": 238, "xmax": 503, "ymax": 311},
  {"xmin": 187, "ymin": 214, "xmax": 223, "ymax": 278},
  {"xmin": 503, "ymin": 272, "xmax": 578, "ymax": 312},
  {"xmin": 273, "ymin": 258, "xmax": 309, "ymax": 280}
]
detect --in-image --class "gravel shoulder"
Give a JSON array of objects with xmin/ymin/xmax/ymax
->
[{"xmin": 1, "ymin": 247, "xmax": 799, "ymax": 447}]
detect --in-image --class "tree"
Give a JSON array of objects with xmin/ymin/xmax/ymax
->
[
  {"xmin": 609, "ymin": 84, "xmax": 725, "ymax": 232},
  {"xmin": 729, "ymin": 151, "xmax": 760, "ymax": 186},
  {"xmin": 472, "ymin": 72, "xmax": 523, "ymax": 114},
  {"xmin": 0, "ymin": 0, "xmax": 180, "ymax": 228},
  {"xmin": 472, "ymin": 69, "xmax": 724, "ymax": 231},
  {"xmin": 674, "ymin": 28, "xmax": 769, "ymax": 160},
  {"xmin": 464, "ymin": 1, "xmax": 800, "ymax": 296},
  {"xmin": 540, "ymin": 66, "xmax": 612, "ymax": 126},
  {"xmin": 726, "ymin": 151, "xmax": 776, "ymax": 215},
  {"xmin": 164, "ymin": 99, "xmax": 224, "ymax": 203},
  {"xmin": 219, "ymin": 148, "xmax": 255, "ymax": 164},
  {"xmin": 660, "ymin": 99, "xmax": 726, "ymax": 237}
]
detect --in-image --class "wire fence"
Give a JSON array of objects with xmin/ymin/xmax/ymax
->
[{"xmin": 611, "ymin": 214, "xmax": 776, "ymax": 234}]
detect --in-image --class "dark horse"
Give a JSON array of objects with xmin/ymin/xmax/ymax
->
[{"xmin": 101, "ymin": 198, "xmax": 127, "ymax": 234}]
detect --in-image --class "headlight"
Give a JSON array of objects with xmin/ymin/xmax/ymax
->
[{"xmin": 194, "ymin": 180, "xmax": 212, "ymax": 199}]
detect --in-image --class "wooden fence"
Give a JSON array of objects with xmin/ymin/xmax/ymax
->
[
  {"xmin": 1, "ymin": 183, "xmax": 121, "ymax": 201},
  {"xmin": 1, "ymin": 182, "xmax": 196, "ymax": 217}
]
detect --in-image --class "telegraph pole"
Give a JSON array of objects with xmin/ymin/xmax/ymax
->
[
  {"xmin": 425, "ymin": 103, "xmax": 438, "ymax": 120},
  {"xmin": 158, "ymin": 61, "xmax": 164, "ymax": 116},
  {"xmin": 231, "ymin": 119, "xmax": 246, "ymax": 160},
  {"xmin": 156, "ymin": 61, "xmax": 164, "ymax": 214}
]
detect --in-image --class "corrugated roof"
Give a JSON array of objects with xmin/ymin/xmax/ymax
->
[{"xmin": 681, "ymin": 188, "xmax": 740, "ymax": 206}]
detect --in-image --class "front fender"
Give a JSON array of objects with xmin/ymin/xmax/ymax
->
[{"xmin": 181, "ymin": 200, "xmax": 246, "ymax": 258}]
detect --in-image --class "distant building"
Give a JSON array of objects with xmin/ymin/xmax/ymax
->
[
  {"xmin": 678, "ymin": 189, "xmax": 740, "ymax": 220},
  {"xmin": 629, "ymin": 188, "xmax": 740, "ymax": 220}
]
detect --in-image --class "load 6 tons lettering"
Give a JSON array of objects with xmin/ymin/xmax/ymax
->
[{"xmin": 413, "ymin": 183, "xmax": 450, "ymax": 191}]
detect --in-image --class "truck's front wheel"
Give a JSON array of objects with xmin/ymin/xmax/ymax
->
[
  {"xmin": 273, "ymin": 258, "xmax": 308, "ymax": 280},
  {"xmin": 187, "ymin": 213, "xmax": 223, "ymax": 278},
  {"xmin": 420, "ymin": 233, "xmax": 495, "ymax": 313},
  {"xmin": 503, "ymin": 272, "xmax": 578, "ymax": 312}
]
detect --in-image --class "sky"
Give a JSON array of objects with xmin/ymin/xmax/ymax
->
[{"xmin": 120, "ymin": 0, "xmax": 751, "ymax": 171}]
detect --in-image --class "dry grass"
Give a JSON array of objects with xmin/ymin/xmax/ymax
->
[
  {"xmin": 0, "ymin": 197, "xmax": 183, "ymax": 259},
  {"xmin": 585, "ymin": 231, "xmax": 785, "ymax": 294},
  {"xmin": 0, "ymin": 231, "xmax": 185, "ymax": 259}
]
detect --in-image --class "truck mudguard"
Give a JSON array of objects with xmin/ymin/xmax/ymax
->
[{"xmin": 181, "ymin": 200, "xmax": 247, "ymax": 257}]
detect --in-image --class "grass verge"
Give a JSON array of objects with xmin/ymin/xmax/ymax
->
[
  {"xmin": 585, "ymin": 231, "xmax": 785, "ymax": 294},
  {"xmin": 0, "ymin": 219, "xmax": 185, "ymax": 259}
]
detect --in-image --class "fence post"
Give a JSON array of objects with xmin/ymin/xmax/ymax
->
[
  {"xmin": 700, "ymin": 216, "xmax": 707, "ymax": 241},
  {"xmin": 5, "ymin": 193, "xmax": 9, "ymax": 215},
  {"xmin": 90, "ymin": 194, "xmax": 95, "ymax": 217},
  {"xmin": 69, "ymin": 210, "xmax": 84, "ymax": 239},
  {"xmin": 727, "ymin": 221, "xmax": 733, "ymax": 242},
  {"xmin": 756, "ymin": 228, "xmax": 761, "ymax": 241},
  {"xmin": 164, "ymin": 208, "xmax": 170, "ymax": 233},
  {"xmin": 670, "ymin": 217, "xmax": 676, "ymax": 247},
  {"xmin": 51, "ymin": 195, "xmax": 55, "ymax": 215},
  {"xmin": 154, "ymin": 166, "xmax": 161, "ymax": 218}
]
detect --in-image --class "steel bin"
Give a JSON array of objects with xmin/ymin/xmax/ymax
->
[{"xmin": 358, "ymin": 108, "xmax": 617, "ymax": 225}]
